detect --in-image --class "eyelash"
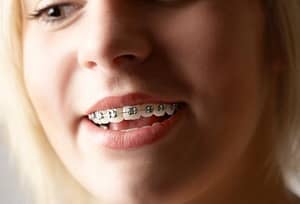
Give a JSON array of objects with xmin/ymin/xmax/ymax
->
[
  {"xmin": 27, "ymin": 0, "xmax": 189, "ymax": 25},
  {"xmin": 28, "ymin": 2, "xmax": 83, "ymax": 25}
]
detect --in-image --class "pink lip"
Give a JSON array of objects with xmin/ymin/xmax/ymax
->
[
  {"xmin": 86, "ymin": 92, "xmax": 180, "ymax": 114},
  {"xmin": 80, "ymin": 92, "xmax": 185, "ymax": 150},
  {"xmin": 81, "ymin": 106, "xmax": 185, "ymax": 150}
]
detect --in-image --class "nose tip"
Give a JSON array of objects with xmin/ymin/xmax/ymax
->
[
  {"xmin": 80, "ymin": 34, "xmax": 152, "ymax": 70},
  {"xmin": 78, "ymin": 11, "xmax": 152, "ymax": 71}
]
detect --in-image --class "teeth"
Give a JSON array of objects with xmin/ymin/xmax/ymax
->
[
  {"xmin": 121, "ymin": 127, "xmax": 139, "ymax": 132},
  {"xmin": 152, "ymin": 122, "xmax": 160, "ymax": 127},
  {"xmin": 107, "ymin": 108, "xmax": 123, "ymax": 123},
  {"xmin": 123, "ymin": 106, "xmax": 141, "ymax": 120},
  {"xmin": 141, "ymin": 104, "xmax": 155, "ymax": 117},
  {"xmin": 166, "ymin": 104, "xmax": 177, "ymax": 115},
  {"xmin": 95, "ymin": 110, "xmax": 109, "ymax": 124},
  {"xmin": 88, "ymin": 103, "xmax": 181, "ymax": 126},
  {"xmin": 153, "ymin": 104, "xmax": 166, "ymax": 117}
]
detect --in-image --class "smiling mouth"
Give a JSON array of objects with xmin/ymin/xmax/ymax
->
[{"xmin": 87, "ymin": 103, "xmax": 183, "ymax": 131}]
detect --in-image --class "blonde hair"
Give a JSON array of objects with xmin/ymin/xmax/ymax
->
[
  {"xmin": 0, "ymin": 1, "xmax": 97, "ymax": 203},
  {"xmin": 0, "ymin": 0, "xmax": 299, "ymax": 203}
]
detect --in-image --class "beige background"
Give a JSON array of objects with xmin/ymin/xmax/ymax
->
[{"xmin": 0, "ymin": 125, "xmax": 32, "ymax": 204}]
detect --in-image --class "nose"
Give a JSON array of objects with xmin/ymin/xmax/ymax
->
[{"xmin": 77, "ymin": 1, "xmax": 152, "ymax": 71}]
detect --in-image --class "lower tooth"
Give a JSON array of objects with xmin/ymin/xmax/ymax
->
[
  {"xmin": 101, "ymin": 125, "xmax": 108, "ymax": 130},
  {"xmin": 152, "ymin": 122, "xmax": 160, "ymax": 126},
  {"xmin": 141, "ymin": 125, "xmax": 151, "ymax": 129},
  {"xmin": 96, "ymin": 124, "xmax": 108, "ymax": 130},
  {"xmin": 121, "ymin": 128, "xmax": 139, "ymax": 132}
]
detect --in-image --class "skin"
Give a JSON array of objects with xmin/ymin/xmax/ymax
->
[{"xmin": 22, "ymin": 0, "xmax": 299, "ymax": 203}]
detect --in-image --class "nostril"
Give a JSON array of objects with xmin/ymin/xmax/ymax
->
[
  {"xmin": 83, "ymin": 55, "xmax": 138, "ymax": 70},
  {"xmin": 124, "ymin": 55, "xmax": 136, "ymax": 61},
  {"xmin": 85, "ymin": 61, "xmax": 97, "ymax": 69},
  {"xmin": 113, "ymin": 54, "xmax": 138, "ymax": 66}
]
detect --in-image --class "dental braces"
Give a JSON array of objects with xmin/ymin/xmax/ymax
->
[{"xmin": 88, "ymin": 103, "xmax": 180, "ymax": 123}]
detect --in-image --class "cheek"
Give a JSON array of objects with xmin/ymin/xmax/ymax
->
[
  {"xmin": 152, "ymin": 2, "xmax": 265, "ymax": 94},
  {"xmin": 23, "ymin": 27, "xmax": 73, "ymax": 113},
  {"xmin": 153, "ymin": 2, "xmax": 266, "ymax": 155},
  {"xmin": 22, "ymin": 35, "xmax": 85, "ymax": 176},
  {"xmin": 22, "ymin": 29, "xmax": 76, "ymax": 147},
  {"xmin": 23, "ymin": 46, "xmax": 56, "ymax": 117}
]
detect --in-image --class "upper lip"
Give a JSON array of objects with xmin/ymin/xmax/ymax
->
[{"xmin": 86, "ymin": 92, "xmax": 180, "ymax": 115}]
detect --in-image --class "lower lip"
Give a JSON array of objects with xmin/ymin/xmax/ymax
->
[{"xmin": 80, "ymin": 108, "xmax": 185, "ymax": 150}]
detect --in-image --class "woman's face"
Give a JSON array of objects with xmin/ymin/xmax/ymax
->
[{"xmin": 23, "ymin": 0, "xmax": 274, "ymax": 203}]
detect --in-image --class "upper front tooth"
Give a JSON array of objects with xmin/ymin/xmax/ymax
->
[
  {"xmin": 141, "ymin": 104, "xmax": 154, "ymax": 117},
  {"xmin": 153, "ymin": 104, "xmax": 166, "ymax": 116},
  {"xmin": 123, "ymin": 106, "xmax": 141, "ymax": 120},
  {"xmin": 107, "ymin": 108, "xmax": 123, "ymax": 123}
]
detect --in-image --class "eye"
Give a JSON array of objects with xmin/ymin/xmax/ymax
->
[{"xmin": 28, "ymin": 2, "xmax": 83, "ymax": 25}]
